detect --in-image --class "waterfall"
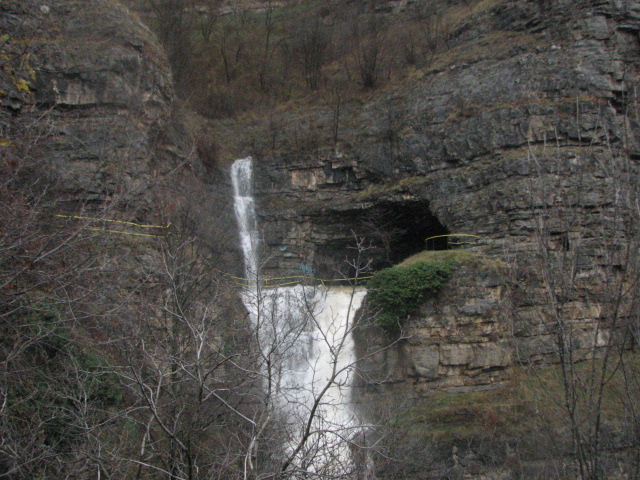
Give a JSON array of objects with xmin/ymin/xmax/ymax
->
[
  {"xmin": 231, "ymin": 157, "xmax": 259, "ymax": 280},
  {"xmin": 231, "ymin": 158, "xmax": 366, "ymax": 476}
]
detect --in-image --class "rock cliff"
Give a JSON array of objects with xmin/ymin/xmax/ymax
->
[
  {"xmin": 256, "ymin": 0, "xmax": 639, "ymax": 271},
  {"xmin": 1, "ymin": 3, "xmax": 243, "ymax": 476},
  {"xmin": 5, "ymin": 0, "xmax": 636, "ymax": 417},
  {"xmin": 248, "ymin": 0, "xmax": 640, "ymax": 392},
  {"xmin": 2, "ymin": 0, "xmax": 638, "ymax": 478},
  {"xmin": 2, "ymin": 0, "xmax": 238, "ymax": 268},
  {"xmin": 5, "ymin": 0, "xmax": 636, "ymax": 396}
]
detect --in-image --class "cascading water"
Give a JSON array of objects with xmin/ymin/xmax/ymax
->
[
  {"xmin": 231, "ymin": 157, "xmax": 367, "ymax": 476},
  {"xmin": 231, "ymin": 157, "xmax": 260, "ymax": 280}
]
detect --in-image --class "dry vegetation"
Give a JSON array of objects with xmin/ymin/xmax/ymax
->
[
  {"xmin": 126, "ymin": 0, "xmax": 486, "ymax": 120},
  {"xmin": 377, "ymin": 356, "xmax": 640, "ymax": 479}
]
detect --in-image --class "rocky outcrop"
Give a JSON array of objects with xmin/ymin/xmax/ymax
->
[
  {"xmin": 1, "ymin": 5, "xmax": 245, "ymax": 476},
  {"xmin": 31, "ymin": 0, "xmax": 178, "ymax": 212},
  {"xmin": 1, "ymin": 0, "xmax": 241, "ymax": 344},
  {"xmin": 354, "ymin": 255, "xmax": 512, "ymax": 398},
  {"xmin": 2, "ymin": 0, "xmax": 174, "ymax": 212},
  {"xmin": 2, "ymin": 0, "xmax": 238, "ymax": 260}
]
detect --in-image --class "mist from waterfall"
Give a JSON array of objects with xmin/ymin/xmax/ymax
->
[{"xmin": 231, "ymin": 157, "xmax": 366, "ymax": 476}]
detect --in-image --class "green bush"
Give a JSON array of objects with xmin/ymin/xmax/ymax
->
[{"xmin": 367, "ymin": 260, "xmax": 454, "ymax": 333}]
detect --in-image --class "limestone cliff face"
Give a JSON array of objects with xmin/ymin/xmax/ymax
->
[
  {"xmin": 252, "ymin": 0, "xmax": 640, "ymax": 389},
  {"xmin": 2, "ymin": 0, "xmax": 176, "ymax": 216},
  {"xmin": 28, "ymin": 0, "xmax": 210, "ymax": 220},
  {"xmin": 1, "ymin": 5, "xmax": 242, "ymax": 476},
  {"xmin": 33, "ymin": 0, "xmax": 174, "ymax": 209},
  {"xmin": 2, "ymin": 0, "xmax": 237, "ymax": 264},
  {"xmin": 354, "ymin": 256, "xmax": 511, "ymax": 397},
  {"xmin": 6, "ymin": 0, "xmax": 637, "ymax": 393},
  {"xmin": 1, "ymin": 0, "xmax": 239, "ymax": 343},
  {"xmin": 257, "ymin": 0, "xmax": 639, "ymax": 273}
]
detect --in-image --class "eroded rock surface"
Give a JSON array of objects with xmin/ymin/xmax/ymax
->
[
  {"xmin": 248, "ymin": 0, "xmax": 640, "ymax": 392},
  {"xmin": 2, "ymin": 0, "xmax": 236, "ymax": 257}
]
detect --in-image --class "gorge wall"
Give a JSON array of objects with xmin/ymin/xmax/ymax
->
[
  {"xmin": 5, "ymin": 0, "xmax": 636, "ymax": 398},
  {"xmin": 6, "ymin": 0, "xmax": 638, "ymax": 427},
  {"xmin": 256, "ymin": 0, "xmax": 639, "ymax": 274},
  {"xmin": 3, "ymin": 0, "xmax": 639, "ymax": 478},
  {"xmin": 1, "ymin": 3, "xmax": 250, "ymax": 476},
  {"xmin": 2, "ymin": 0, "xmax": 239, "ymax": 293},
  {"xmin": 249, "ymin": 0, "xmax": 640, "ymax": 392}
]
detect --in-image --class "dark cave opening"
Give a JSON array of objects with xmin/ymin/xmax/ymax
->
[
  {"xmin": 313, "ymin": 200, "xmax": 449, "ymax": 280},
  {"xmin": 365, "ymin": 201, "xmax": 450, "ymax": 268}
]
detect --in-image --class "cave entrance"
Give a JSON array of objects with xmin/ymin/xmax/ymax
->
[
  {"xmin": 312, "ymin": 200, "xmax": 449, "ymax": 281},
  {"xmin": 362, "ymin": 201, "xmax": 449, "ymax": 269}
]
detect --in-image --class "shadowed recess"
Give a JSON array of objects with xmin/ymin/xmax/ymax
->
[{"xmin": 313, "ymin": 200, "xmax": 449, "ymax": 279}]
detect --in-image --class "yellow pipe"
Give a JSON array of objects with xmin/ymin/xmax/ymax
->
[
  {"xmin": 53, "ymin": 213, "xmax": 171, "ymax": 229},
  {"xmin": 86, "ymin": 227, "xmax": 168, "ymax": 238},
  {"xmin": 425, "ymin": 233, "xmax": 481, "ymax": 242}
]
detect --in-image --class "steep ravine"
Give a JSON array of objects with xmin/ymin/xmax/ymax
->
[
  {"xmin": 3, "ymin": 0, "xmax": 639, "ymax": 478},
  {"xmin": 250, "ymin": 0, "xmax": 640, "ymax": 381},
  {"xmin": 238, "ymin": 2, "xmax": 640, "ymax": 476}
]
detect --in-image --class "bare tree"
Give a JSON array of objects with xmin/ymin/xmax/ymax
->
[
  {"xmin": 115, "ymin": 222, "xmax": 256, "ymax": 480},
  {"xmin": 147, "ymin": 0, "xmax": 196, "ymax": 91},
  {"xmin": 0, "ymin": 21, "xmax": 122, "ymax": 474},
  {"xmin": 352, "ymin": 16, "xmax": 388, "ymax": 89},
  {"xmin": 298, "ymin": 16, "xmax": 331, "ymax": 91},
  {"xmin": 236, "ymin": 237, "xmax": 388, "ymax": 479},
  {"xmin": 508, "ymin": 118, "xmax": 640, "ymax": 479},
  {"xmin": 257, "ymin": 0, "xmax": 282, "ymax": 92},
  {"xmin": 396, "ymin": 3, "xmax": 449, "ymax": 68},
  {"xmin": 218, "ymin": 8, "xmax": 250, "ymax": 86},
  {"xmin": 196, "ymin": 0, "xmax": 222, "ymax": 45}
]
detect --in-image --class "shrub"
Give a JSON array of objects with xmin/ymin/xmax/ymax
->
[
  {"xmin": 7, "ymin": 306, "xmax": 123, "ymax": 453},
  {"xmin": 367, "ymin": 260, "xmax": 454, "ymax": 333}
]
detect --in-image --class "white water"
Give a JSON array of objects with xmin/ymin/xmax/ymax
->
[
  {"xmin": 231, "ymin": 157, "xmax": 366, "ymax": 476},
  {"xmin": 231, "ymin": 157, "xmax": 259, "ymax": 280}
]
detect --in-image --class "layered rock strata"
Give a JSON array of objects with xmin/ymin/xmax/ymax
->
[{"xmin": 251, "ymin": 0, "xmax": 640, "ymax": 389}]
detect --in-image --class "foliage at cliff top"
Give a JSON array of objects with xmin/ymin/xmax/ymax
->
[
  {"xmin": 400, "ymin": 248, "xmax": 507, "ymax": 270},
  {"xmin": 398, "ymin": 248, "xmax": 473, "ymax": 267},
  {"xmin": 367, "ymin": 258, "xmax": 454, "ymax": 334}
]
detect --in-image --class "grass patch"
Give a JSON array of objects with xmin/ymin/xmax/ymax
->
[
  {"xmin": 400, "ymin": 249, "xmax": 506, "ymax": 271},
  {"xmin": 518, "ymin": 353, "xmax": 640, "ymax": 422},
  {"xmin": 398, "ymin": 386, "xmax": 530, "ymax": 439},
  {"xmin": 399, "ymin": 249, "xmax": 474, "ymax": 267}
]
